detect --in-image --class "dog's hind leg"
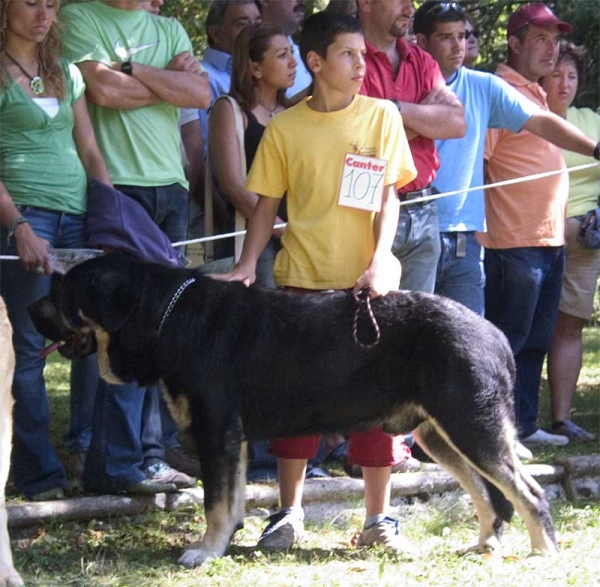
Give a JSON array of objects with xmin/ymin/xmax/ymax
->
[
  {"xmin": 413, "ymin": 421, "xmax": 507, "ymax": 554},
  {"xmin": 417, "ymin": 415, "xmax": 557, "ymax": 556},
  {"xmin": 178, "ymin": 413, "xmax": 247, "ymax": 568},
  {"xmin": 0, "ymin": 299, "xmax": 24, "ymax": 587}
]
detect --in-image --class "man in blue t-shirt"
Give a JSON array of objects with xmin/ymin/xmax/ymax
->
[{"xmin": 413, "ymin": 1, "xmax": 594, "ymax": 318}]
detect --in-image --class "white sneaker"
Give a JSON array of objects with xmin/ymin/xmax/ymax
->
[
  {"xmin": 514, "ymin": 441, "xmax": 533, "ymax": 460},
  {"xmin": 521, "ymin": 428, "xmax": 569, "ymax": 446}
]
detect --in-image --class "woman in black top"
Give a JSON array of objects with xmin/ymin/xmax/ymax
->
[{"xmin": 208, "ymin": 24, "xmax": 296, "ymax": 287}]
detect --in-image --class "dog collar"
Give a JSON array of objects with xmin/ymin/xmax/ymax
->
[{"xmin": 158, "ymin": 278, "xmax": 196, "ymax": 337}]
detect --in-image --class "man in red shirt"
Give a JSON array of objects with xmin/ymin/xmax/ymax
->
[{"xmin": 358, "ymin": 0, "xmax": 465, "ymax": 294}]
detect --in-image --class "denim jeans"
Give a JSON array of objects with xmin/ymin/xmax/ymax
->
[
  {"xmin": 435, "ymin": 232, "xmax": 485, "ymax": 316},
  {"xmin": 83, "ymin": 184, "xmax": 188, "ymax": 490},
  {"xmin": 392, "ymin": 200, "xmax": 440, "ymax": 293},
  {"xmin": 0, "ymin": 206, "xmax": 97, "ymax": 497},
  {"xmin": 484, "ymin": 246, "xmax": 565, "ymax": 438}
]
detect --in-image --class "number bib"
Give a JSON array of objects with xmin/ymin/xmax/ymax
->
[{"xmin": 338, "ymin": 154, "xmax": 388, "ymax": 213}]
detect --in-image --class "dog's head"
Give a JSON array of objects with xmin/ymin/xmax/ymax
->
[{"xmin": 29, "ymin": 253, "xmax": 144, "ymax": 362}]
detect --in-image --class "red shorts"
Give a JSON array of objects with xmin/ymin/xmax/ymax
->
[{"xmin": 268, "ymin": 428, "xmax": 411, "ymax": 467}]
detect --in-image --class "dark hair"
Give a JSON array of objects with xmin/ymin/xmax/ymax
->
[
  {"xmin": 556, "ymin": 40, "xmax": 586, "ymax": 87},
  {"xmin": 229, "ymin": 23, "xmax": 287, "ymax": 112},
  {"xmin": 413, "ymin": 1, "xmax": 466, "ymax": 37},
  {"xmin": 324, "ymin": 0, "xmax": 358, "ymax": 19},
  {"xmin": 298, "ymin": 11, "xmax": 362, "ymax": 74},
  {"xmin": 206, "ymin": 0, "xmax": 259, "ymax": 47}
]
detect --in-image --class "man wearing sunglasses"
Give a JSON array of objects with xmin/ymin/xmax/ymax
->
[{"xmin": 413, "ymin": 1, "xmax": 600, "ymax": 449}]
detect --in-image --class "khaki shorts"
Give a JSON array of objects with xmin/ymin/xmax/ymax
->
[{"xmin": 559, "ymin": 217, "xmax": 600, "ymax": 320}]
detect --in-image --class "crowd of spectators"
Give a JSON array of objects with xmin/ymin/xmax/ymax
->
[{"xmin": 1, "ymin": 0, "xmax": 599, "ymax": 557}]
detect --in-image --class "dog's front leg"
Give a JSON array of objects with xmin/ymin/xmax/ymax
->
[{"xmin": 178, "ymin": 424, "xmax": 246, "ymax": 567}]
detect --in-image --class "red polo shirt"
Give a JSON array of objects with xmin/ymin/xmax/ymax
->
[{"xmin": 361, "ymin": 38, "xmax": 443, "ymax": 193}]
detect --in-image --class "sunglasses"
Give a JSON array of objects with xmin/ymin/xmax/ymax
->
[
  {"xmin": 465, "ymin": 30, "xmax": 480, "ymax": 40},
  {"xmin": 425, "ymin": 2, "xmax": 464, "ymax": 18}
]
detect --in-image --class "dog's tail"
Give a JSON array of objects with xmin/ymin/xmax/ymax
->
[{"xmin": 485, "ymin": 479, "xmax": 514, "ymax": 522}]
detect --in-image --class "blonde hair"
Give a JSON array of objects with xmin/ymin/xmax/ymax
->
[{"xmin": 0, "ymin": 0, "xmax": 66, "ymax": 98}]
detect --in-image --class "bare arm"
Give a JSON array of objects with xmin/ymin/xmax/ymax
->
[
  {"xmin": 77, "ymin": 61, "xmax": 162, "ymax": 109},
  {"xmin": 524, "ymin": 110, "xmax": 597, "ymax": 157},
  {"xmin": 354, "ymin": 185, "xmax": 401, "ymax": 297},
  {"xmin": 180, "ymin": 118, "xmax": 205, "ymax": 197},
  {"xmin": 210, "ymin": 99, "xmax": 259, "ymax": 220},
  {"xmin": 130, "ymin": 52, "xmax": 211, "ymax": 109},
  {"xmin": 0, "ymin": 182, "xmax": 52, "ymax": 273},
  {"xmin": 209, "ymin": 100, "xmax": 286, "ymax": 235},
  {"xmin": 399, "ymin": 78, "xmax": 466, "ymax": 140},
  {"xmin": 210, "ymin": 196, "xmax": 281, "ymax": 286},
  {"xmin": 72, "ymin": 96, "xmax": 112, "ymax": 186}
]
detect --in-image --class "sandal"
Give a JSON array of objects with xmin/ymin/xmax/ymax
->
[{"xmin": 552, "ymin": 420, "xmax": 596, "ymax": 443}]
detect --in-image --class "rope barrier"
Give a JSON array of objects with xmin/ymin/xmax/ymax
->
[
  {"xmin": 170, "ymin": 161, "xmax": 599, "ymax": 249},
  {"xmin": 1, "ymin": 161, "xmax": 598, "ymax": 261}
]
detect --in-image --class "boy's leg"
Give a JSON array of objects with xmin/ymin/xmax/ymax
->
[
  {"xmin": 256, "ymin": 436, "xmax": 321, "ymax": 550},
  {"xmin": 349, "ymin": 429, "xmax": 419, "ymax": 555}
]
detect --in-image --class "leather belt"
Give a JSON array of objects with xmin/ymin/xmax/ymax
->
[{"xmin": 399, "ymin": 186, "xmax": 437, "ymax": 201}]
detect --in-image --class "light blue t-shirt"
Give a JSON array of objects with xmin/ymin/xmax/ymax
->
[
  {"xmin": 434, "ymin": 67, "xmax": 539, "ymax": 232},
  {"xmin": 199, "ymin": 47, "xmax": 232, "ymax": 145},
  {"xmin": 286, "ymin": 38, "xmax": 312, "ymax": 98}
]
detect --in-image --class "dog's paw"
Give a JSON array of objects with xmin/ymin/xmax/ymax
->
[
  {"xmin": 178, "ymin": 543, "xmax": 215, "ymax": 568},
  {"xmin": 0, "ymin": 569, "xmax": 25, "ymax": 587},
  {"xmin": 457, "ymin": 538, "xmax": 500, "ymax": 557}
]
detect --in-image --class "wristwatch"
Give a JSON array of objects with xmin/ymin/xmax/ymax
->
[
  {"xmin": 121, "ymin": 60, "xmax": 133, "ymax": 76},
  {"xmin": 593, "ymin": 141, "xmax": 600, "ymax": 161}
]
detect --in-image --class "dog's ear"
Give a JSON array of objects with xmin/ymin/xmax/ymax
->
[{"xmin": 72, "ymin": 265, "xmax": 142, "ymax": 333}]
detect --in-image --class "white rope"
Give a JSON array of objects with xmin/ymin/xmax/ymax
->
[
  {"xmin": 170, "ymin": 161, "xmax": 599, "ymax": 248},
  {"xmin": 1, "ymin": 161, "xmax": 598, "ymax": 260}
]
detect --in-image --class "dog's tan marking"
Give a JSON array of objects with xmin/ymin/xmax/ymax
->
[
  {"xmin": 160, "ymin": 384, "xmax": 192, "ymax": 429},
  {"xmin": 92, "ymin": 327, "xmax": 125, "ymax": 385},
  {"xmin": 0, "ymin": 298, "xmax": 24, "ymax": 587}
]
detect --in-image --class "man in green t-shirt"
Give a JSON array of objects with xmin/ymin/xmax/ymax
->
[{"xmin": 60, "ymin": 0, "xmax": 210, "ymax": 495}]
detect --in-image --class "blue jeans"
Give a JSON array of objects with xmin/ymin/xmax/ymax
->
[
  {"xmin": 435, "ymin": 232, "xmax": 485, "ymax": 316},
  {"xmin": 0, "ymin": 207, "xmax": 96, "ymax": 497},
  {"xmin": 393, "ymin": 201, "xmax": 440, "ymax": 293},
  {"xmin": 83, "ymin": 184, "xmax": 188, "ymax": 490},
  {"xmin": 484, "ymin": 246, "xmax": 565, "ymax": 438}
]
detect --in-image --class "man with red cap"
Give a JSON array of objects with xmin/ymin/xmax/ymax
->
[{"xmin": 482, "ymin": 4, "xmax": 598, "ymax": 448}]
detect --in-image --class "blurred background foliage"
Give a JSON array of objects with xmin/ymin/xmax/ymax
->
[{"xmin": 63, "ymin": 1, "xmax": 598, "ymax": 109}]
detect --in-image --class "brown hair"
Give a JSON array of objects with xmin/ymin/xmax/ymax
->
[
  {"xmin": 0, "ymin": 0, "xmax": 65, "ymax": 98},
  {"xmin": 229, "ymin": 23, "xmax": 287, "ymax": 112},
  {"xmin": 556, "ymin": 40, "xmax": 587, "ymax": 88}
]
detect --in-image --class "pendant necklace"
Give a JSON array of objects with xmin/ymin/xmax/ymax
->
[
  {"xmin": 5, "ymin": 54, "xmax": 45, "ymax": 95},
  {"xmin": 258, "ymin": 99, "xmax": 278, "ymax": 118}
]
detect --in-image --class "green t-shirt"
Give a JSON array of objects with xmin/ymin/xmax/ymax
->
[
  {"xmin": 564, "ymin": 107, "xmax": 600, "ymax": 217},
  {"xmin": 0, "ymin": 60, "xmax": 87, "ymax": 214},
  {"xmin": 60, "ymin": 0, "xmax": 192, "ymax": 189}
]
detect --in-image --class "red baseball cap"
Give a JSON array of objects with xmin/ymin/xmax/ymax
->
[{"xmin": 507, "ymin": 3, "xmax": 572, "ymax": 38}]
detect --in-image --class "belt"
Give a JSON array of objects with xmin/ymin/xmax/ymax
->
[{"xmin": 399, "ymin": 186, "xmax": 437, "ymax": 201}]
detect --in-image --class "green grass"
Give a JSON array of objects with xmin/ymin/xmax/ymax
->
[{"xmin": 9, "ymin": 329, "xmax": 600, "ymax": 586}]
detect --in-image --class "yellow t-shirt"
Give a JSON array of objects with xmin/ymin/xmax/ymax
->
[
  {"xmin": 246, "ymin": 95, "xmax": 416, "ymax": 289},
  {"xmin": 564, "ymin": 107, "xmax": 600, "ymax": 217}
]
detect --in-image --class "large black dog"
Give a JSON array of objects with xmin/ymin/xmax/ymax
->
[{"xmin": 29, "ymin": 253, "xmax": 556, "ymax": 566}]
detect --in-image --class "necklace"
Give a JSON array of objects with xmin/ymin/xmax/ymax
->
[
  {"xmin": 5, "ymin": 54, "xmax": 45, "ymax": 95},
  {"xmin": 257, "ymin": 99, "xmax": 278, "ymax": 118}
]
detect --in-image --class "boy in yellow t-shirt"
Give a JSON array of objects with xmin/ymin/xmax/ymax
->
[{"xmin": 215, "ymin": 12, "xmax": 417, "ymax": 553}]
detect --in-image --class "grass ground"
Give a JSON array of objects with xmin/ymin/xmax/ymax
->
[{"xmin": 8, "ymin": 329, "xmax": 600, "ymax": 586}]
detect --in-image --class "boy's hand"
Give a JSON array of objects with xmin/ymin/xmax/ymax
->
[
  {"xmin": 353, "ymin": 253, "xmax": 401, "ymax": 298},
  {"xmin": 209, "ymin": 262, "xmax": 257, "ymax": 287}
]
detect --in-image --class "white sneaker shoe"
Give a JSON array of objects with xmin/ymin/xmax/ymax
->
[
  {"xmin": 514, "ymin": 441, "xmax": 533, "ymax": 460},
  {"xmin": 521, "ymin": 428, "xmax": 569, "ymax": 446}
]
